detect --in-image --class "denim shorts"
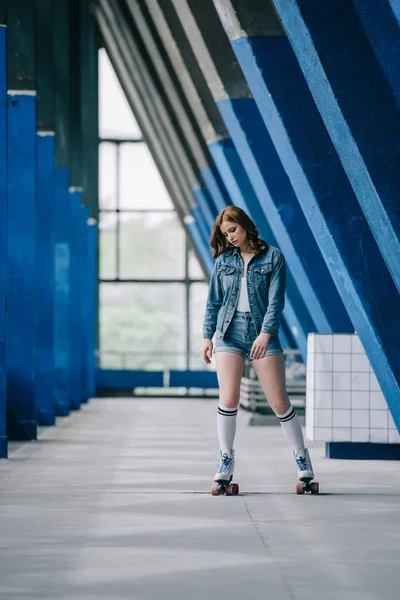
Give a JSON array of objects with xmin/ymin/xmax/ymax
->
[{"xmin": 214, "ymin": 311, "xmax": 283, "ymax": 360}]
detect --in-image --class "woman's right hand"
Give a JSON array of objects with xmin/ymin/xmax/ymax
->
[{"xmin": 202, "ymin": 339, "xmax": 213, "ymax": 365}]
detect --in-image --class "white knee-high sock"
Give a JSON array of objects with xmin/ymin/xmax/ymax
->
[
  {"xmin": 217, "ymin": 404, "xmax": 238, "ymax": 452},
  {"xmin": 276, "ymin": 405, "xmax": 305, "ymax": 454}
]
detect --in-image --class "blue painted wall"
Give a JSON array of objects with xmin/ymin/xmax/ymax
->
[
  {"xmin": 6, "ymin": 93, "xmax": 37, "ymax": 440},
  {"xmin": 36, "ymin": 133, "xmax": 56, "ymax": 426},
  {"xmin": 0, "ymin": 25, "xmax": 7, "ymax": 456}
]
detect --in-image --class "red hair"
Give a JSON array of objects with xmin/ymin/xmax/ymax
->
[{"xmin": 209, "ymin": 206, "xmax": 268, "ymax": 259}]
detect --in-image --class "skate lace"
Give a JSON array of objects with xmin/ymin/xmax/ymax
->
[
  {"xmin": 219, "ymin": 453, "xmax": 232, "ymax": 474},
  {"xmin": 295, "ymin": 455, "xmax": 309, "ymax": 471}
]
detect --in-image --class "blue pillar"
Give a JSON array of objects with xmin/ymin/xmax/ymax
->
[
  {"xmin": 54, "ymin": 168, "xmax": 71, "ymax": 417},
  {"xmin": 36, "ymin": 133, "xmax": 56, "ymax": 426},
  {"xmin": 86, "ymin": 219, "xmax": 98, "ymax": 399},
  {"xmin": 192, "ymin": 187, "xmax": 216, "ymax": 230},
  {"xmin": 186, "ymin": 216, "xmax": 213, "ymax": 276},
  {"xmin": 69, "ymin": 188, "xmax": 83, "ymax": 410},
  {"xmin": 273, "ymin": 0, "xmax": 400, "ymax": 293},
  {"xmin": 0, "ymin": 23, "xmax": 7, "ymax": 456},
  {"xmin": 219, "ymin": 12, "xmax": 400, "ymax": 428},
  {"xmin": 80, "ymin": 205, "xmax": 90, "ymax": 404},
  {"xmin": 200, "ymin": 167, "xmax": 230, "ymax": 213},
  {"xmin": 190, "ymin": 204, "xmax": 210, "ymax": 249},
  {"xmin": 6, "ymin": 92, "xmax": 37, "ymax": 440}
]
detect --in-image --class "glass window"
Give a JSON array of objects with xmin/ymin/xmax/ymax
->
[
  {"xmin": 188, "ymin": 247, "xmax": 206, "ymax": 280},
  {"xmin": 98, "ymin": 49, "xmax": 142, "ymax": 139},
  {"xmin": 99, "ymin": 143, "xmax": 117, "ymax": 210},
  {"xmin": 119, "ymin": 212, "xmax": 185, "ymax": 280},
  {"xmin": 99, "ymin": 283, "xmax": 186, "ymax": 370},
  {"xmin": 189, "ymin": 282, "xmax": 212, "ymax": 370},
  {"xmin": 120, "ymin": 143, "xmax": 172, "ymax": 210},
  {"xmin": 99, "ymin": 212, "xmax": 118, "ymax": 279}
]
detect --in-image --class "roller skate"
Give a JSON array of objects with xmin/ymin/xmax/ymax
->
[
  {"xmin": 294, "ymin": 447, "xmax": 319, "ymax": 495},
  {"xmin": 210, "ymin": 449, "xmax": 239, "ymax": 496}
]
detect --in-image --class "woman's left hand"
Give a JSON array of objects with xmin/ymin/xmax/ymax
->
[{"xmin": 250, "ymin": 332, "xmax": 271, "ymax": 360}]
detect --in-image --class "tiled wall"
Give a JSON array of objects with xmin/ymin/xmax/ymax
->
[{"xmin": 306, "ymin": 334, "xmax": 400, "ymax": 444}]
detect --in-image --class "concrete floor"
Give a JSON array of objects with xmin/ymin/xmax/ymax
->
[{"xmin": 1, "ymin": 398, "xmax": 400, "ymax": 600}]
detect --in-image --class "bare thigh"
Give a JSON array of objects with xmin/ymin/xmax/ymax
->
[
  {"xmin": 252, "ymin": 353, "xmax": 291, "ymax": 415},
  {"xmin": 215, "ymin": 352, "xmax": 245, "ymax": 409}
]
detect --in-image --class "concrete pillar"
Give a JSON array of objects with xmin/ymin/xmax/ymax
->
[
  {"xmin": 214, "ymin": 0, "xmax": 400, "ymax": 427},
  {"xmin": 6, "ymin": 0, "xmax": 37, "ymax": 440},
  {"xmin": 0, "ymin": 4, "xmax": 7, "ymax": 456},
  {"xmin": 272, "ymin": 0, "xmax": 400, "ymax": 292}
]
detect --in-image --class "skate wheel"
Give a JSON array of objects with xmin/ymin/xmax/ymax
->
[
  {"xmin": 211, "ymin": 482, "xmax": 221, "ymax": 496},
  {"xmin": 296, "ymin": 482, "xmax": 305, "ymax": 495},
  {"xmin": 310, "ymin": 481, "xmax": 319, "ymax": 494},
  {"xmin": 226, "ymin": 483, "xmax": 239, "ymax": 495}
]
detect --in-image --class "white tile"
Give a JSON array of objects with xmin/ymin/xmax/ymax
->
[
  {"xmin": 307, "ymin": 354, "xmax": 315, "ymax": 373},
  {"xmin": 388, "ymin": 413, "xmax": 398, "ymax": 430},
  {"xmin": 306, "ymin": 425, "xmax": 315, "ymax": 442},
  {"xmin": 333, "ymin": 427, "xmax": 351, "ymax": 442},
  {"xmin": 351, "ymin": 409, "xmax": 369, "ymax": 428},
  {"xmin": 369, "ymin": 372, "xmax": 382, "ymax": 392},
  {"xmin": 315, "ymin": 410, "xmax": 333, "ymax": 427},
  {"xmin": 388, "ymin": 429, "xmax": 400, "ymax": 444},
  {"xmin": 313, "ymin": 427, "xmax": 333, "ymax": 442},
  {"xmin": 370, "ymin": 429, "xmax": 388, "ymax": 443},
  {"xmin": 351, "ymin": 353, "xmax": 370, "ymax": 373},
  {"xmin": 370, "ymin": 410, "xmax": 389, "ymax": 429},
  {"xmin": 370, "ymin": 391, "xmax": 387, "ymax": 410},
  {"xmin": 306, "ymin": 388, "xmax": 314, "ymax": 409},
  {"xmin": 315, "ymin": 390, "xmax": 332, "ymax": 409},
  {"xmin": 333, "ymin": 390, "xmax": 351, "ymax": 409},
  {"xmin": 315, "ymin": 334, "xmax": 333, "ymax": 353},
  {"xmin": 351, "ymin": 390, "xmax": 369, "ymax": 410},
  {"xmin": 306, "ymin": 409, "xmax": 314, "ymax": 427},
  {"xmin": 307, "ymin": 334, "xmax": 315, "ymax": 354},
  {"xmin": 333, "ymin": 335, "xmax": 352, "ymax": 354},
  {"xmin": 351, "ymin": 335, "xmax": 365, "ymax": 354},
  {"xmin": 315, "ymin": 372, "xmax": 333, "ymax": 391},
  {"xmin": 306, "ymin": 372, "xmax": 315, "ymax": 391},
  {"xmin": 333, "ymin": 409, "xmax": 351, "ymax": 428},
  {"xmin": 351, "ymin": 428, "xmax": 370, "ymax": 442},
  {"xmin": 315, "ymin": 353, "xmax": 333, "ymax": 372},
  {"xmin": 351, "ymin": 372, "xmax": 369, "ymax": 391},
  {"xmin": 333, "ymin": 353, "xmax": 351, "ymax": 372},
  {"xmin": 333, "ymin": 372, "xmax": 351, "ymax": 391}
]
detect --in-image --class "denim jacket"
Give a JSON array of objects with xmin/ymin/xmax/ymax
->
[{"xmin": 202, "ymin": 245, "xmax": 286, "ymax": 340}]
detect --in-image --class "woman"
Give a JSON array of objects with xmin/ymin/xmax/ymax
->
[{"xmin": 202, "ymin": 206, "xmax": 315, "ymax": 493}]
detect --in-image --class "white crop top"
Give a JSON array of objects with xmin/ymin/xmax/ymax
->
[{"xmin": 237, "ymin": 277, "xmax": 250, "ymax": 312}]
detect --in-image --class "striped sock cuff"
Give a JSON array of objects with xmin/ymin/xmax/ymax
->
[
  {"xmin": 276, "ymin": 405, "xmax": 296, "ymax": 422},
  {"xmin": 218, "ymin": 405, "xmax": 238, "ymax": 417}
]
